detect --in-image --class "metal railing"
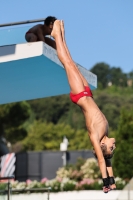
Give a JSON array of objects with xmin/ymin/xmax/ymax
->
[
  {"xmin": 0, "ymin": 175, "xmax": 14, "ymax": 200},
  {"xmin": 0, "ymin": 176, "xmax": 51, "ymax": 200},
  {"xmin": 0, "ymin": 18, "xmax": 45, "ymax": 27}
]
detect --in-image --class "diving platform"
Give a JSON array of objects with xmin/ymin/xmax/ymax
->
[
  {"xmin": 0, "ymin": 42, "xmax": 97, "ymax": 105},
  {"xmin": 0, "ymin": 19, "xmax": 97, "ymax": 105}
]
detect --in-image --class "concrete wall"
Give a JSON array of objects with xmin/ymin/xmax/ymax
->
[{"xmin": 10, "ymin": 190, "xmax": 121, "ymax": 200}]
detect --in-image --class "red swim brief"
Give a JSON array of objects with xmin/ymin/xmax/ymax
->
[{"xmin": 70, "ymin": 86, "xmax": 93, "ymax": 104}]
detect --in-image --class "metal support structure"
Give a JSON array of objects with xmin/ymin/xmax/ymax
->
[
  {"xmin": 0, "ymin": 175, "xmax": 14, "ymax": 200},
  {"xmin": 0, "ymin": 18, "xmax": 45, "ymax": 27},
  {"xmin": 47, "ymin": 187, "xmax": 51, "ymax": 200},
  {"xmin": 128, "ymin": 182, "xmax": 130, "ymax": 200},
  {"xmin": 7, "ymin": 181, "xmax": 11, "ymax": 200},
  {"xmin": 62, "ymin": 152, "xmax": 67, "ymax": 166},
  {"xmin": 0, "ymin": 176, "xmax": 51, "ymax": 200}
]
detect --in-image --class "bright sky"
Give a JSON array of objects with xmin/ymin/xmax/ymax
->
[{"xmin": 0, "ymin": 0, "xmax": 133, "ymax": 73}]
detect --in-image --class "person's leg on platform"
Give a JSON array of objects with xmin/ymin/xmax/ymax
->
[
  {"xmin": 45, "ymin": 37, "xmax": 56, "ymax": 49},
  {"xmin": 25, "ymin": 33, "xmax": 38, "ymax": 42}
]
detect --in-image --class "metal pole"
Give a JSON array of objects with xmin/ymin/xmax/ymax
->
[
  {"xmin": 128, "ymin": 182, "xmax": 130, "ymax": 200},
  {"xmin": 47, "ymin": 187, "xmax": 51, "ymax": 200},
  {"xmin": 7, "ymin": 181, "xmax": 10, "ymax": 200},
  {"xmin": 62, "ymin": 151, "xmax": 67, "ymax": 166},
  {"xmin": 0, "ymin": 18, "xmax": 46, "ymax": 27},
  {"xmin": 0, "ymin": 176, "xmax": 14, "ymax": 200}
]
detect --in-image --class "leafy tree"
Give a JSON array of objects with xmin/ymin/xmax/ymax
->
[
  {"xmin": 27, "ymin": 87, "xmax": 133, "ymax": 133},
  {"xmin": 93, "ymin": 88, "xmax": 133, "ymax": 130},
  {"xmin": 0, "ymin": 102, "xmax": 32, "ymax": 143},
  {"xmin": 90, "ymin": 63, "xmax": 110, "ymax": 88},
  {"xmin": 29, "ymin": 95, "xmax": 86, "ymax": 129},
  {"xmin": 22, "ymin": 121, "xmax": 92, "ymax": 151},
  {"xmin": 90, "ymin": 63, "xmax": 128, "ymax": 88},
  {"xmin": 110, "ymin": 67, "xmax": 127, "ymax": 87},
  {"xmin": 28, "ymin": 95, "xmax": 71, "ymax": 123},
  {"xmin": 113, "ymin": 109, "xmax": 133, "ymax": 179},
  {"xmin": 127, "ymin": 71, "xmax": 133, "ymax": 88},
  {"xmin": 127, "ymin": 71, "xmax": 133, "ymax": 80}
]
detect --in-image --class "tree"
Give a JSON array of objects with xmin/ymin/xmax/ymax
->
[
  {"xmin": 113, "ymin": 109, "xmax": 133, "ymax": 179},
  {"xmin": 90, "ymin": 62, "xmax": 110, "ymax": 88},
  {"xmin": 29, "ymin": 95, "xmax": 71, "ymax": 123},
  {"xmin": 0, "ymin": 101, "xmax": 32, "ymax": 143},
  {"xmin": 22, "ymin": 121, "xmax": 92, "ymax": 151},
  {"xmin": 29, "ymin": 95, "xmax": 86, "ymax": 129},
  {"xmin": 110, "ymin": 67, "xmax": 127, "ymax": 87},
  {"xmin": 127, "ymin": 71, "xmax": 133, "ymax": 88},
  {"xmin": 90, "ymin": 63, "xmax": 128, "ymax": 88}
]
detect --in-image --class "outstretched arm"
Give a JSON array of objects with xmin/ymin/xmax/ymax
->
[
  {"xmin": 90, "ymin": 134, "xmax": 110, "ymax": 193},
  {"xmin": 105, "ymin": 159, "xmax": 116, "ymax": 190}
]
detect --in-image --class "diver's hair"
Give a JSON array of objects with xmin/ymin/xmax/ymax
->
[
  {"xmin": 44, "ymin": 16, "xmax": 57, "ymax": 26},
  {"xmin": 93, "ymin": 144, "xmax": 114, "ymax": 160}
]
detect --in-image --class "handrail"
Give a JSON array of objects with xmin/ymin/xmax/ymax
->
[
  {"xmin": 0, "ymin": 176, "xmax": 51, "ymax": 200},
  {"xmin": 0, "ymin": 187, "xmax": 51, "ymax": 200},
  {"xmin": 0, "ymin": 18, "xmax": 45, "ymax": 27},
  {"xmin": 0, "ymin": 187, "xmax": 51, "ymax": 192},
  {"xmin": 0, "ymin": 175, "xmax": 14, "ymax": 180}
]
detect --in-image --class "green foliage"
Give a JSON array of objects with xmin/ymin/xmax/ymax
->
[
  {"xmin": 28, "ymin": 86, "xmax": 133, "ymax": 134},
  {"xmin": 29, "ymin": 95, "xmax": 70, "ymax": 124},
  {"xmin": 93, "ymin": 88, "xmax": 133, "ymax": 130},
  {"xmin": 62, "ymin": 180, "xmax": 76, "ymax": 191},
  {"xmin": 110, "ymin": 67, "xmax": 127, "ymax": 87},
  {"xmin": 90, "ymin": 62, "xmax": 128, "ymax": 88},
  {"xmin": 22, "ymin": 121, "xmax": 92, "ymax": 151},
  {"xmin": 73, "ymin": 157, "xmax": 86, "ymax": 170},
  {"xmin": 29, "ymin": 95, "xmax": 86, "ymax": 129},
  {"xmin": 0, "ymin": 183, "xmax": 7, "ymax": 190},
  {"xmin": 26, "ymin": 86, "xmax": 133, "ymax": 134},
  {"xmin": 0, "ymin": 102, "xmax": 31, "ymax": 126},
  {"xmin": 0, "ymin": 102, "xmax": 32, "ymax": 143},
  {"xmin": 49, "ymin": 180, "xmax": 61, "ymax": 192},
  {"xmin": 90, "ymin": 63, "xmax": 110, "ymax": 88},
  {"xmin": 113, "ymin": 109, "xmax": 133, "ymax": 179}
]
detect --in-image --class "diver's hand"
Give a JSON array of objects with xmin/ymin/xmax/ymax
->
[
  {"xmin": 110, "ymin": 184, "xmax": 116, "ymax": 190},
  {"xmin": 103, "ymin": 186, "xmax": 110, "ymax": 193},
  {"xmin": 108, "ymin": 177, "xmax": 116, "ymax": 190},
  {"xmin": 102, "ymin": 178, "xmax": 110, "ymax": 193}
]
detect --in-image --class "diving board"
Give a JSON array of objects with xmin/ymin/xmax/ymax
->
[{"xmin": 0, "ymin": 42, "xmax": 97, "ymax": 105}]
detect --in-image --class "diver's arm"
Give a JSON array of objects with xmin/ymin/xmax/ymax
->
[
  {"xmin": 106, "ymin": 159, "xmax": 116, "ymax": 190},
  {"xmin": 90, "ymin": 134, "xmax": 110, "ymax": 193}
]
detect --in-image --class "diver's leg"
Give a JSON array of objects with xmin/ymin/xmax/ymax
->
[{"xmin": 51, "ymin": 20, "xmax": 85, "ymax": 94}]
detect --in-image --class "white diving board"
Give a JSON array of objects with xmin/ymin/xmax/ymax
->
[{"xmin": 0, "ymin": 42, "xmax": 97, "ymax": 105}]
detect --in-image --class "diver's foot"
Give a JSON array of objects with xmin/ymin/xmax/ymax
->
[{"xmin": 51, "ymin": 20, "xmax": 61, "ymax": 38}]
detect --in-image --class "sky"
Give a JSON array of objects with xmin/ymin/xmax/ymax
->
[{"xmin": 0, "ymin": 0, "xmax": 133, "ymax": 73}]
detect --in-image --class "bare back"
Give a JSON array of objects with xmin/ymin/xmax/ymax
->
[{"xmin": 28, "ymin": 24, "xmax": 44, "ymax": 35}]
